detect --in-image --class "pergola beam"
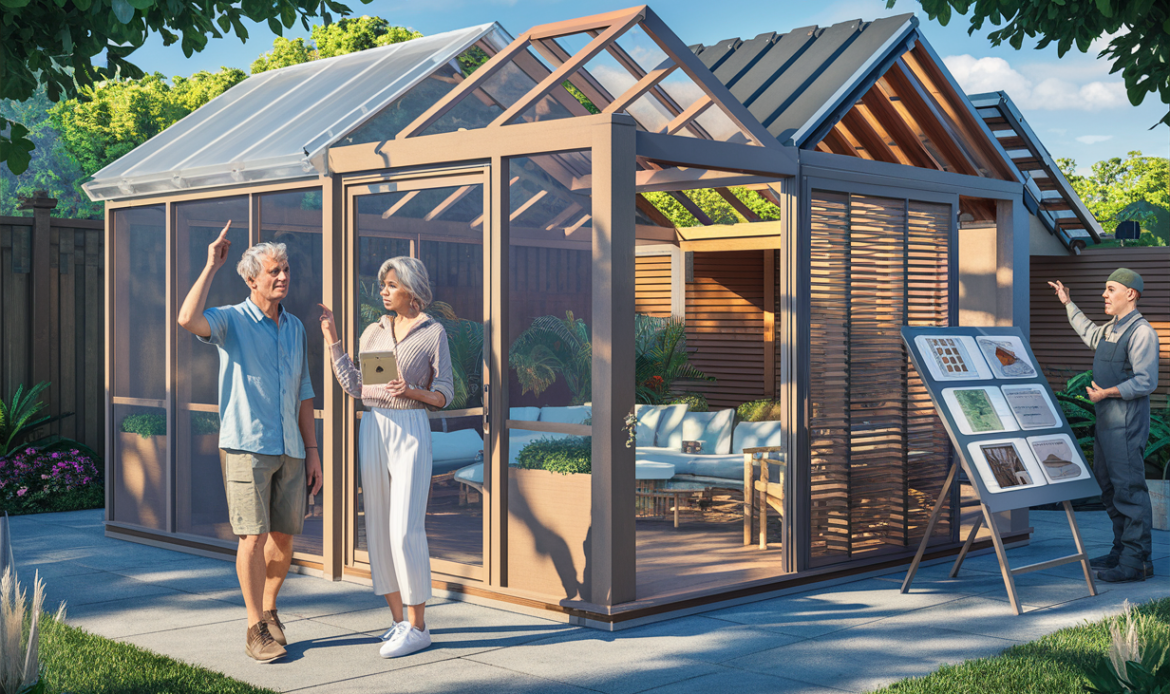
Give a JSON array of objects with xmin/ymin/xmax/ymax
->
[
  {"xmin": 670, "ymin": 191, "xmax": 713, "ymax": 225},
  {"xmin": 603, "ymin": 58, "xmax": 678, "ymax": 115},
  {"xmin": 635, "ymin": 130, "xmax": 798, "ymax": 177},
  {"xmin": 841, "ymin": 108, "xmax": 899, "ymax": 165},
  {"xmin": 663, "ymin": 95, "xmax": 714, "ymax": 135},
  {"xmin": 860, "ymin": 85, "xmax": 940, "ymax": 171},
  {"xmin": 529, "ymin": 37, "xmax": 618, "ymax": 114},
  {"xmin": 883, "ymin": 60, "xmax": 980, "ymax": 177}
]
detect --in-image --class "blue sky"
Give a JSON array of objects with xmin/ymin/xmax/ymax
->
[{"xmin": 129, "ymin": 0, "xmax": 1168, "ymax": 173}]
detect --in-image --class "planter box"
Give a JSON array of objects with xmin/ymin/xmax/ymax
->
[
  {"xmin": 114, "ymin": 432, "xmax": 166, "ymax": 530},
  {"xmin": 507, "ymin": 468, "xmax": 592, "ymax": 601},
  {"xmin": 1151, "ymin": 479, "xmax": 1170, "ymax": 532},
  {"xmin": 189, "ymin": 434, "xmax": 229, "ymax": 528}
]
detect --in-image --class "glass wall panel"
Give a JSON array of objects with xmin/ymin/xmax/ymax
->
[
  {"xmin": 111, "ymin": 205, "xmax": 167, "ymax": 529},
  {"xmin": 505, "ymin": 153, "xmax": 593, "ymax": 599},
  {"xmin": 261, "ymin": 189, "xmax": 324, "ymax": 556},
  {"xmin": 175, "ymin": 197, "xmax": 249, "ymax": 542},
  {"xmin": 352, "ymin": 179, "xmax": 486, "ymax": 569}
]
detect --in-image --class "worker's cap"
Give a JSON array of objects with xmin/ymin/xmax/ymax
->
[{"xmin": 1107, "ymin": 268, "xmax": 1144, "ymax": 294}]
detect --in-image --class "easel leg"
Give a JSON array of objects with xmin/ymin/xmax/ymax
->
[
  {"xmin": 901, "ymin": 462, "xmax": 958, "ymax": 594},
  {"xmin": 1064, "ymin": 500, "xmax": 1098, "ymax": 596},
  {"xmin": 950, "ymin": 515, "xmax": 983, "ymax": 578},
  {"xmin": 981, "ymin": 503, "xmax": 1023, "ymax": 615}
]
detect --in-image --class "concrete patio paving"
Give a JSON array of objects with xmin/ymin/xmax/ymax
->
[{"xmin": 10, "ymin": 508, "xmax": 1169, "ymax": 694}]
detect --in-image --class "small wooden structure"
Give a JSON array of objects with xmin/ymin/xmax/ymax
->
[{"xmin": 91, "ymin": 6, "xmax": 1097, "ymax": 627}]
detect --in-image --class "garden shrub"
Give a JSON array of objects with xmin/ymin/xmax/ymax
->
[
  {"xmin": 668, "ymin": 393, "xmax": 709, "ymax": 412},
  {"xmin": 191, "ymin": 412, "xmax": 220, "ymax": 436},
  {"xmin": 737, "ymin": 398, "xmax": 782, "ymax": 422},
  {"xmin": 120, "ymin": 413, "xmax": 166, "ymax": 437},
  {"xmin": 515, "ymin": 437, "xmax": 591, "ymax": 475},
  {"xmin": 0, "ymin": 447, "xmax": 103, "ymax": 515}
]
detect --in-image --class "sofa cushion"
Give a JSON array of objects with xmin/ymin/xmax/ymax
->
[
  {"xmin": 538, "ymin": 405, "xmax": 591, "ymax": 425},
  {"xmin": 431, "ymin": 429, "xmax": 483, "ymax": 475},
  {"xmin": 636, "ymin": 448, "xmax": 745, "ymax": 482},
  {"xmin": 732, "ymin": 420, "xmax": 784, "ymax": 453},
  {"xmin": 660, "ymin": 409, "xmax": 733, "ymax": 454},
  {"xmin": 509, "ymin": 407, "xmax": 541, "ymax": 422},
  {"xmin": 634, "ymin": 404, "xmax": 687, "ymax": 447},
  {"xmin": 454, "ymin": 463, "xmax": 483, "ymax": 489}
]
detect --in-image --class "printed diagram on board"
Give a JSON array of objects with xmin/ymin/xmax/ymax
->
[
  {"xmin": 977, "ymin": 337, "xmax": 1036, "ymax": 379},
  {"xmin": 980, "ymin": 443, "xmax": 1034, "ymax": 488},
  {"xmin": 926, "ymin": 337, "xmax": 976, "ymax": 379},
  {"xmin": 1028, "ymin": 435, "xmax": 1089, "ymax": 483},
  {"xmin": 955, "ymin": 389, "xmax": 1004, "ymax": 432},
  {"xmin": 1002, "ymin": 385, "xmax": 1058, "ymax": 430}
]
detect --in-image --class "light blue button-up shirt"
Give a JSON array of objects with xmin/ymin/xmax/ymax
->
[{"xmin": 199, "ymin": 298, "xmax": 314, "ymax": 457}]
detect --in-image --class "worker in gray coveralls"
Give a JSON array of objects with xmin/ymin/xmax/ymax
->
[{"xmin": 1049, "ymin": 269, "xmax": 1159, "ymax": 583}]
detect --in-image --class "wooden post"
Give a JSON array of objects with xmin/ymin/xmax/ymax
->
[
  {"xmin": 22, "ymin": 193, "xmax": 57, "ymax": 406},
  {"xmin": 589, "ymin": 116, "xmax": 637, "ymax": 606},
  {"xmin": 321, "ymin": 175, "xmax": 345, "ymax": 580},
  {"xmin": 488, "ymin": 156, "xmax": 510, "ymax": 589}
]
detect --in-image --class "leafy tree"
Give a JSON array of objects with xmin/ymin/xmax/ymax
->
[
  {"xmin": 250, "ymin": 16, "xmax": 421, "ymax": 73},
  {"xmin": 892, "ymin": 0, "xmax": 1170, "ymax": 127},
  {"xmin": 1058, "ymin": 152, "xmax": 1170, "ymax": 245},
  {"xmin": 0, "ymin": 87, "xmax": 101, "ymax": 218},
  {"xmin": 0, "ymin": 0, "xmax": 372, "ymax": 175},
  {"xmin": 48, "ymin": 68, "xmax": 246, "ymax": 193},
  {"xmin": 643, "ymin": 187, "xmax": 782, "ymax": 227}
]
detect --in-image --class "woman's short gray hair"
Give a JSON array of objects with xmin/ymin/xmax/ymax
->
[
  {"xmin": 378, "ymin": 256, "xmax": 433, "ymax": 310},
  {"xmin": 237, "ymin": 242, "xmax": 288, "ymax": 282}
]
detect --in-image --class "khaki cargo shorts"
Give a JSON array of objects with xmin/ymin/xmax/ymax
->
[{"xmin": 220, "ymin": 450, "xmax": 306, "ymax": 537}]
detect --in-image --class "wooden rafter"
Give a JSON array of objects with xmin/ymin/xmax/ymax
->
[
  {"xmin": 831, "ymin": 121, "xmax": 872, "ymax": 160},
  {"xmin": 423, "ymin": 185, "xmax": 474, "ymax": 221},
  {"xmin": 820, "ymin": 127, "xmax": 854, "ymax": 157},
  {"xmin": 602, "ymin": 58, "xmax": 677, "ymax": 114},
  {"xmin": 717, "ymin": 188, "xmax": 761, "ymax": 222},
  {"xmin": 490, "ymin": 8, "xmax": 647, "ymax": 127},
  {"xmin": 636, "ymin": 194, "xmax": 676, "ymax": 228},
  {"xmin": 510, "ymin": 189, "xmax": 549, "ymax": 222},
  {"xmin": 510, "ymin": 47, "xmax": 596, "ymax": 118},
  {"xmin": 381, "ymin": 190, "xmax": 419, "ymax": 219},
  {"xmin": 524, "ymin": 6, "xmax": 648, "ymax": 40},
  {"xmin": 860, "ymin": 85, "xmax": 940, "ymax": 170},
  {"xmin": 841, "ymin": 109, "xmax": 899, "ymax": 164},
  {"xmin": 882, "ymin": 61, "xmax": 980, "ymax": 176},
  {"xmin": 543, "ymin": 202, "xmax": 584, "ymax": 230},
  {"xmin": 529, "ymin": 37, "xmax": 618, "ymax": 114},
  {"xmin": 663, "ymin": 95, "xmax": 714, "ymax": 135},
  {"xmin": 670, "ymin": 190, "xmax": 713, "ymax": 226}
]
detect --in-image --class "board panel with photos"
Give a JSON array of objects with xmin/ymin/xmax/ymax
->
[{"xmin": 903, "ymin": 326, "xmax": 1100, "ymax": 513}]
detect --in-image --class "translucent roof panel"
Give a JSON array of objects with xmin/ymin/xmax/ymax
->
[{"xmin": 84, "ymin": 23, "xmax": 511, "ymax": 202}]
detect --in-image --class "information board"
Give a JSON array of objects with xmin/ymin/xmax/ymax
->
[{"xmin": 902, "ymin": 326, "xmax": 1100, "ymax": 514}]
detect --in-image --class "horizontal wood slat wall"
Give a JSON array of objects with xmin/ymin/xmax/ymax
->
[
  {"xmin": 808, "ymin": 191, "xmax": 952, "ymax": 569},
  {"xmin": 1031, "ymin": 248, "xmax": 1169, "ymax": 408},
  {"xmin": 683, "ymin": 250, "xmax": 766, "ymax": 410},
  {"xmin": 634, "ymin": 255, "xmax": 673, "ymax": 318},
  {"xmin": 0, "ymin": 212, "xmax": 105, "ymax": 455}
]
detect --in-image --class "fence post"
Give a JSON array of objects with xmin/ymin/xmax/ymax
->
[{"xmin": 19, "ymin": 191, "xmax": 58, "ymax": 405}]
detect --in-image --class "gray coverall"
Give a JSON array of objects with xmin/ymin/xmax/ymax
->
[{"xmin": 1066, "ymin": 302, "xmax": 1160, "ymax": 571}]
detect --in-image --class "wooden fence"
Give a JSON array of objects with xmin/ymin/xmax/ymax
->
[
  {"xmin": 0, "ymin": 197, "xmax": 105, "ymax": 455},
  {"xmin": 1031, "ymin": 248, "xmax": 1169, "ymax": 407}
]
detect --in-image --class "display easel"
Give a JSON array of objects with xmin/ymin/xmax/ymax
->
[{"xmin": 899, "ymin": 327, "xmax": 1101, "ymax": 615}]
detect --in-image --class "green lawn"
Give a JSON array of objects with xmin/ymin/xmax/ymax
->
[
  {"xmin": 38, "ymin": 615, "xmax": 277, "ymax": 694},
  {"xmin": 873, "ymin": 597, "xmax": 1170, "ymax": 693}
]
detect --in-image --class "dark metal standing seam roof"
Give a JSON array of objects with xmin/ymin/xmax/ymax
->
[{"xmin": 691, "ymin": 14, "xmax": 918, "ymax": 147}]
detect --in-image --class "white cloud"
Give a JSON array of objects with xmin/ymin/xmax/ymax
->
[
  {"xmin": 943, "ymin": 54, "xmax": 1128, "ymax": 112},
  {"xmin": 1075, "ymin": 135, "xmax": 1114, "ymax": 145}
]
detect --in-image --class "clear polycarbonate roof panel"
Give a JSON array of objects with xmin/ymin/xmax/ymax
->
[{"xmin": 84, "ymin": 23, "xmax": 511, "ymax": 201}]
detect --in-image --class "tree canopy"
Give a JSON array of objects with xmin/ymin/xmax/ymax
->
[
  {"xmin": 892, "ymin": 0, "xmax": 1170, "ymax": 127},
  {"xmin": 250, "ymin": 15, "xmax": 421, "ymax": 73},
  {"xmin": 1058, "ymin": 151, "xmax": 1170, "ymax": 246},
  {"xmin": 0, "ymin": 0, "xmax": 373, "ymax": 175}
]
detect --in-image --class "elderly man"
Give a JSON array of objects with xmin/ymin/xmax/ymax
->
[
  {"xmin": 1049, "ymin": 269, "xmax": 1159, "ymax": 583},
  {"xmin": 178, "ymin": 222, "xmax": 323, "ymax": 663}
]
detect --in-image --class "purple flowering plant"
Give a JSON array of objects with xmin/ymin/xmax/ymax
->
[{"xmin": 0, "ymin": 446, "xmax": 102, "ymax": 512}]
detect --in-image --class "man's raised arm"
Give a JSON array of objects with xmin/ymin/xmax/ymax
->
[{"xmin": 178, "ymin": 221, "xmax": 232, "ymax": 337}]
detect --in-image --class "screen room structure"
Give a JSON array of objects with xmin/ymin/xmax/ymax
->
[{"xmin": 94, "ymin": 6, "xmax": 1093, "ymax": 627}]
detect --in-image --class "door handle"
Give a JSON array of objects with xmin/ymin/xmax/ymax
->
[{"xmin": 482, "ymin": 384, "xmax": 490, "ymax": 431}]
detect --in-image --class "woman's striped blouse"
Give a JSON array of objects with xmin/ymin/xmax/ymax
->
[{"xmin": 329, "ymin": 314, "xmax": 454, "ymax": 411}]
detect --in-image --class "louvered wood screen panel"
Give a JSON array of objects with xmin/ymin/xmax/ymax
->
[
  {"xmin": 635, "ymin": 254, "xmax": 674, "ymax": 318},
  {"xmin": 808, "ymin": 192, "xmax": 953, "ymax": 568},
  {"xmin": 684, "ymin": 251, "xmax": 766, "ymax": 410}
]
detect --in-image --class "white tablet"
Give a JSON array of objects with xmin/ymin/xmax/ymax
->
[{"xmin": 360, "ymin": 350, "xmax": 399, "ymax": 385}]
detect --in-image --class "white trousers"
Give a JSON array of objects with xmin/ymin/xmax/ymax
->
[{"xmin": 360, "ymin": 407, "xmax": 432, "ymax": 605}]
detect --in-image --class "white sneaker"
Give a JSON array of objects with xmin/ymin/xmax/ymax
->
[
  {"xmin": 378, "ymin": 624, "xmax": 431, "ymax": 658},
  {"xmin": 379, "ymin": 621, "xmax": 409, "ymax": 642}
]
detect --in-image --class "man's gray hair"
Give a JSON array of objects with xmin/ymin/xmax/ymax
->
[
  {"xmin": 378, "ymin": 256, "xmax": 433, "ymax": 310},
  {"xmin": 237, "ymin": 242, "xmax": 289, "ymax": 282}
]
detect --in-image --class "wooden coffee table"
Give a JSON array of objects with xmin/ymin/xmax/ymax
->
[{"xmin": 636, "ymin": 480, "xmax": 709, "ymax": 528}]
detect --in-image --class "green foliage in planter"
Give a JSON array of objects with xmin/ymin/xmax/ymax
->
[
  {"xmin": 738, "ymin": 399, "xmax": 782, "ymax": 422},
  {"xmin": 1057, "ymin": 370, "xmax": 1170, "ymax": 479},
  {"xmin": 191, "ymin": 412, "xmax": 220, "ymax": 436},
  {"xmin": 668, "ymin": 393, "xmax": 709, "ymax": 413},
  {"xmin": 515, "ymin": 437, "xmax": 591, "ymax": 475},
  {"xmin": 120, "ymin": 413, "xmax": 166, "ymax": 438}
]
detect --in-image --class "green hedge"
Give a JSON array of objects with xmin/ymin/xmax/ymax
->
[
  {"xmin": 737, "ymin": 398, "xmax": 782, "ymax": 422},
  {"xmin": 515, "ymin": 436, "xmax": 591, "ymax": 475},
  {"xmin": 119, "ymin": 412, "xmax": 220, "ymax": 438},
  {"xmin": 668, "ymin": 393, "xmax": 709, "ymax": 413}
]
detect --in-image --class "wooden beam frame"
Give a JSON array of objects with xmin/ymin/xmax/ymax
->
[
  {"xmin": 860, "ymin": 85, "xmax": 941, "ymax": 170},
  {"xmin": 883, "ymin": 61, "xmax": 980, "ymax": 177},
  {"xmin": 841, "ymin": 108, "xmax": 899, "ymax": 164},
  {"xmin": 635, "ymin": 131, "xmax": 798, "ymax": 177}
]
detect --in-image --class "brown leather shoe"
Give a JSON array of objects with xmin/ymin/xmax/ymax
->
[
  {"xmin": 263, "ymin": 609, "xmax": 286, "ymax": 646},
  {"xmin": 245, "ymin": 621, "xmax": 286, "ymax": 664}
]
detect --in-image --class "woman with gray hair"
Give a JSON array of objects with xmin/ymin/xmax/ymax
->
[{"xmin": 318, "ymin": 256, "xmax": 453, "ymax": 659}]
